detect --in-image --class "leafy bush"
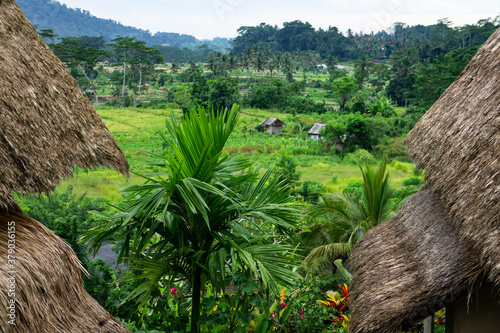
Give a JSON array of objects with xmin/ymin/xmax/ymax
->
[
  {"xmin": 284, "ymin": 96, "xmax": 333, "ymax": 115},
  {"xmin": 403, "ymin": 177, "xmax": 423, "ymax": 187},
  {"xmin": 83, "ymin": 257, "xmax": 116, "ymax": 306},
  {"xmin": 23, "ymin": 185, "xmax": 106, "ymax": 264},
  {"xmin": 248, "ymin": 79, "xmax": 287, "ymax": 109},
  {"xmin": 323, "ymin": 113, "xmax": 389, "ymax": 151},
  {"xmin": 275, "ymin": 154, "xmax": 302, "ymax": 189},
  {"xmin": 343, "ymin": 149, "xmax": 376, "ymax": 165},
  {"xmin": 207, "ymin": 77, "xmax": 240, "ymax": 111},
  {"xmin": 23, "ymin": 186, "xmax": 110, "ymax": 304},
  {"xmin": 390, "ymin": 159, "xmax": 412, "ymax": 172},
  {"xmin": 297, "ymin": 181, "xmax": 327, "ymax": 203},
  {"xmin": 373, "ymin": 143, "xmax": 409, "ymax": 162}
]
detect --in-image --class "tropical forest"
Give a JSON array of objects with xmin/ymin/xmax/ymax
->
[{"xmin": 16, "ymin": 1, "xmax": 500, "ymax": 331}]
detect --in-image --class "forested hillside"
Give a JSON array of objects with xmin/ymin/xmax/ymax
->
[
  {"xmin": 16, "ymin": 0, "xmax": 231, "ymax": 49},
  {"xmin": 233, "ymin": 19, "xmax": 499, "ymax": 60}
]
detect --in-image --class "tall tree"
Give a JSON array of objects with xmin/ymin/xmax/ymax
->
[
  {"xmin": 110, "ymin": 36, "xmax": 138, "ymax": 107},
  {"xmin": 354, "ymin": 54, "xmax": 372, "ymax": 87},
  {"xmin": 329, "ymin": 76, "xmax": 358, "ymax": 113},
  {"xmin": 110, "ymin": 36, "xmax": 162, "ymax": 107},
  {"xmin": 132, "ymin": 41, "xmax": 163, "ymax": 103},
  {"xmin": 53, "ymin": 37, "xmax": 107, "ymax": 107},
  {"xmin": 85, "ymin": 105, "xmax": 301, "ymax": 332}
]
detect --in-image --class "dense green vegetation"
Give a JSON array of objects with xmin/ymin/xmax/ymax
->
[{"xmin": 20, "ymin": 8, "xmax": 500, "ymax": 332}]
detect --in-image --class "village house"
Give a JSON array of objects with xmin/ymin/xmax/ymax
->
[
  {"xmin": 308, "ymin": 123, "xmax": 345, "ymax": 152},
  {"xmin": 259, "ymin": 117, "xmax": 285, "ymax": 134},
  {"xmin": 308, "ymin": 123, "xmax": 325, "ymax": 140}
]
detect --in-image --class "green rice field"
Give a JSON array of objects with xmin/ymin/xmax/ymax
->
[{"xmin": 48, "ymin": 106, "xmax": 418, "ymax": 203}]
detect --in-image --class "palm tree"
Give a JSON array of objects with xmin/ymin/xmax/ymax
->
[
  {"xmin": 85, "ymin": 105, "xmax": 301, "ymax": 332},
  {"xmin": 276, "ymin": 52, "xmax": 285, "ymax": 77},
  {"xmin": 170, "ymin": 62, "xmax": 181, "ymax": 82},
  {"xmin": 354, "ymin": 54, "xmax": 372, "ymax": 87},
  {"xmin": 326, "ymin": 55, "xmax": 338, "ymax": 73},
  {"xmin": 282, "ymin": 52, "xmax": 295, "ymax": 83},
  {"xmin": 254, "ymin": 50, "xmax": 266, "ymax": 77},
  {"xmin": 241, "ymin": 48, "xmax": 253, "ymax": 77},
  {"xmin": 207, "ymin": 52, "xmax": 218, "ymax": 75},
  {"xmin": 268, "ymin": 53, "xmax": 278, "ymax": 78},
  {"xmin": 303, "ymin": 160, "xmax": 415, "ymax": 267},
  {"xmin": 227, "ymin": 51, "xmax": 238, "ymax": 75}
]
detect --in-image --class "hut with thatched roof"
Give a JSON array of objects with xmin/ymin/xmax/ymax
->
[
  {"xmin": 0, "ymin": 1, "xmax": 131, "ymax": 331},
  {"xmin": 348, "ymin": 28, "xmax": 500, "ymax": 333},
  {"xmin": 259, "ymin": 117, "xmax": 285, "ymax": 134},
  {"xmin": 308, "ymin": 123, "xmax": 326, "ymax": 140}
]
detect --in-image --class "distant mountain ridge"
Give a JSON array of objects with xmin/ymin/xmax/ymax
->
[{"xmin": 16, "ymin": 0, "xmax": 229, "ymax": 49}]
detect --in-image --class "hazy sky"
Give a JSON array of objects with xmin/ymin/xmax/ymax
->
[{"xmin": 57, "ymin": 0, "xmax": 500, "ymax": 39}]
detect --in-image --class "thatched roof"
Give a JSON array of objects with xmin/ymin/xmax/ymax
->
[
  {"xmin": 308, "ymin": 123, "xmax": 325, "ymax": 135},
  {"xmin": 349, "ymin": 187, "xmax": 483, "ymax": 332},
  {"xmin": 349, "ymin": 28, "xmax": 500, "ymax": 332},
  {"xmin": 0, "ymin": 2, "xmax": 131, "ymax": 331},
  {"xmin": 0, "ymin": 0, "xmax": 129, "ymax": 212},
  {"xmin": 0, "ymin": 212, "xmax": 130, "ymax": 332},
  {"xmin": 259, "ymin": 117, "xmax": 285, "ymax": 127},
  {"xmin": 405, "ymin": 28, "xmax": 500, "ymax": 283}
]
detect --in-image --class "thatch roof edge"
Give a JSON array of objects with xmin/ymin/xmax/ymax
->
[
  {"xmin": 0, "ymin": 0, "xmax": 129, "ymax": 210},
  {"xmin": 0, "ymin": 212, "xmax": 131, "ymax": 332},
  {"xmin": 349, "ymin": 187, "xmax": 483, "ymax": 332}
]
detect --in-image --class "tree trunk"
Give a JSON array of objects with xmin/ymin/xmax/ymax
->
[
  {"xmin": 91, "ymin": 74, "xmax": 98, "ymax": 108},
  {"xmin": 121, "ymin": 61, "xmax": 127, "ymax": 108},
  {"xmin": 190, "ymin": 266, "xmax": 202, "ymax": 333},
  {"xmin": 136, "ymin": 66, "xmax": 143, "ymax": 106}
]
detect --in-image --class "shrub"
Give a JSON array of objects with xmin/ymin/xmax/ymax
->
[
  {"xmin": 248, "ymin": 79, "xmax": 286, "ymax": 109},
  {"xmin": 390, "ymin": 159, "xmax": 412, "ymax": 173},
  {"xmin": 403, "ymin": 177, "xmax": 423, "ymax": 187},
  {"xmin": 297, "ymin": 181, "xmax": 327, "ymax": 203},
  {"xmin": 284, "ymin": 96, "xmax": 332, "ymax": 115},
  {"xmin": 22, "ymin": 186, "xmax": 110, "ymax": 304},
  {"xmin": 343, "ymin": 149, "xmax": 376, "ymax": 165},
  {"xmin": 373, "ymin": 144, "xmax": 409, "ymax": 162},
  {"xmin": 275, "ymin": 154, "xmax": 301, "ymax": 189}
]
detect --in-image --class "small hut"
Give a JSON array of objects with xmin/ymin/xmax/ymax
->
[
  {"xmin": 0, "ymin": 1, "xmax": 130, "ymax": 332},
  {"xmin": 349, "ymin": 28, "xmax": 500, "ymax": 332},
  {"xmin": 308, "ymin": 123, "xmax": 325, "ymax": 140},
  {"xmin": 259, "ymin": 117, "xmax": 285, "ymax": 134}
]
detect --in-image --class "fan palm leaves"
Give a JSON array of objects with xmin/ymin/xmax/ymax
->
[
  {"xmin": 303, "ymin": 160, "xmax": 415, "ymax": 267},
  {"xmin": 84, "ymin": 105, "xmax": 301, "ymax": 332}
]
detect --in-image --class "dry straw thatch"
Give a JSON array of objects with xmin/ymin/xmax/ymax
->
[
  {"xmin": 0, "ymin": 0, "xmax": 129, "ymax": 212},
  {"xmin": 0, "ymin": 1, "xmax": 131, "ymax": 331},
  {"xmin": 0, "ymin": 212, "xmax": 130, "ymax": 332},
  {"xmin": 349, "ymin": 28, "xmax": 500, "ymax": 332},
  {"xmin": 406, "ymin": 29, "xmax": 500, "ymax": 284},
  {"xmin": 349, "ymin": 187, "xmax": 483, "ymax": 332}
]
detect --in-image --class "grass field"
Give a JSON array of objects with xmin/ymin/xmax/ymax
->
[{"xmin": 43, "ymin": 106, "xmax": 417, "ymax": 203}]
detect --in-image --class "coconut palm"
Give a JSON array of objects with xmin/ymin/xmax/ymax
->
[
  {"xmin": 254, "ymin": 50, "xmax": 266, "ymax": 77},
  {"xmin": 354, "ymin": 54, "xmax": 372, "ymax": 87},
  {"xmin": 303, "ymin": 160, "xmax": 415, "ymax": 267},
  {"xmin": 85, "ymin": 105, "xmax": 301, "ymax": 332},
  {"xmin": 241, "ymin": 48, "xmax": 254, "ymax": 77}
]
